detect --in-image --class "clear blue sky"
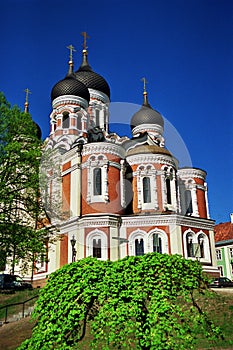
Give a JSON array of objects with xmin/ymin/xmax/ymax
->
[{"xmin": 1, "ymin": 0, "xmax": 232, "ymax": 224}]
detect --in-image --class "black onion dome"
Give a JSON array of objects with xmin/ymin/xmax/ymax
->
[
  {"xmin": 51, "ymin": 76, "xmax": 90, "ymax": 102},
  {"xmin": 75, "ymin": 50, "xmax": 110, "ymax": 98},
  {"xmin": 130, "ymin": 92, "xmax": 164, "ymax": 130}
]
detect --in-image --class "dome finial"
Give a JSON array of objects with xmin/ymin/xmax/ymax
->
[
  {"xmin": 141, "ymin": 77, "xmax": 151, "ymax": 107},
  {"xmin": 24, "ymin": 88, "xmax": 32, "ymax": 113},
  {"xmin": 66, "ymin": 44, "xmax": 76, "ymax": 75},
  {"xmin": 79, "ymin": 32, "xmax": 92, "ymax": 70}
]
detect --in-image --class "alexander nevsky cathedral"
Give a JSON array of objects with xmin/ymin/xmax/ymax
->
[{"xmin": 33, "ymin": 34, "xmax": 219, "ymax": 283}]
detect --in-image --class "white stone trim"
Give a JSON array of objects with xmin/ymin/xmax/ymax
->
[
  {"xmin": 128, "ymin": 229, "xmax": 147, "ymax": 256},
  {"xmin": 148, "ymin": 228, "xmax": 169, "ymax": 254},
  {"xmin": 82, "ymin": 142, "xmax": 125, "ymax": 159},
  {"xmin": 86, "ymin": 229, "xmax": 108, "ymax": 260},
  {"xmin": 52, "ymin": 95, "xmax": 89, "ymax": 109},
  {"xmin": 178, "ymin": 168, "xmax": 206, "ymax": 181},
  {"xmin": 183, "ymin": 229, "xmax": 211, "ymax": 263},
  {"xmin": 127, "ymin": 154, "xmax": 178, "ymax": 168},
  {"xmin": 89, "ymin": 89, "xmax": 110, "ymax": 104},
  {"xmin": 132, "ymin": 123, "xmax": 164, "ymax": 136}
]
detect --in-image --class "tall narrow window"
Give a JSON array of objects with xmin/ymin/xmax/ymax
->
[
  {"xmin": 62, "ymin": 113, "xmax": 69, "ymax": 129},
  {"xmin": 187, "ymin": 233, "xmax": 194, "ymax": 257},
  {"xmin": 166, "ymin": 178, "xmax": 171, "ymax": 204},
  {"xmin": 94, "ymin": 168, "xmax": 102, "ymax": 195},
  {"xmin": 185, "ymin": 190, "xmax": 193, "ymax": 214},
  {"xmin": 135, "ymin": 239, "xmax": 144, "ymax": 256},
  {"xmin": 96, "ymin": 110, "xmax": 100, "ymax": 127},
  {"xmin": 93, "ymin": 238, "xmax": 101, "ymax": 258},
  {"xmin": 153, "ymin": 234, "xmax": 162, "ymax": 253},
  {"xmin": 198, "ymin": 234, "xmax": 205, "ymax": 258},
  {"xmin": 143, "ymin": 177, "xmax": 151, "ymax": 203}
]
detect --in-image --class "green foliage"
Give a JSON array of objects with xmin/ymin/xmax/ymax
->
[
  {"xmin": 18, "ymin": 254, "xmax": 224, "ymax": 350},
  {"xmin": 0, "ymin": 92, "xmax": 46, "ymax": 273}
]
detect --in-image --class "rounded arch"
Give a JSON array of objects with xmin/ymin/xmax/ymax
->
[
  {"xmin": 183, "ymin": 229, "xmax": 210, "ymax": 262},
  {"xmin": 128, "ymin": 229, "xmax": 147, "ymax": 256},
  {"xmin": 86, "ymin": 229, "xmax": 108, "ymax": 260},
  {"xmin": 148, "ymin": 228, "xmax": 169, "ymax": 254}
]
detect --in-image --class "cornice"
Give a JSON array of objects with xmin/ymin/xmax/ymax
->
[
  {"xmin": 132, "ymin": 123, "xmax": 164, "ymax": 135},
  {"xmin": 126, "ymin": 153, "xmax": 177, "ymax": 168},
  {"xmin": 89, "ymin": 89, "xmax": 110, "ymax": 104},
  {"xmin": 178, "ymin": 168, "xmax": 206, "ymax": 180},
  {"xmin": 82, "ymin": 142, "xmax": 125, "ymax": 159},
  {"xmin": 121, "ymin": 214, "xmax": 215, "ymax": 230},
  {"xmin": 52, "ymin": 95, "xmax": 89, "ymax": 110}
]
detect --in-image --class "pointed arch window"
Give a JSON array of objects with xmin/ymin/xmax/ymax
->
[
  {"xmin": 93, "ymin": 168, "xmax": 102, "ymax": 195},
  {"xmin": 62, "ymin": 112, "xmax": 69, "ymax": 129},
  {"xmin": 153, "ymin": 234, "xmax": 162, "ymax": 253},
  {"xmin": 135, "ymin": 238, "xmax": 144, "ymax": 256},
  {"xmin": 143, "ymin": 177, "xmax": 151, "ymax": 203},
  {"xmin": 93, "ymin": 238, "xmax": 101, "ymax": 258}
]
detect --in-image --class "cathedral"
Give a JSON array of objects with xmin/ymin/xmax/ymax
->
[{"xmin": 35, "ymin": 36, "xmax": 219, "ymax": 283}]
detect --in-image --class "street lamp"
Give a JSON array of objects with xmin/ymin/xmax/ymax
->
[{"xmin": 70, "ymin": 235, "xmax": 76, "ymax": 262}]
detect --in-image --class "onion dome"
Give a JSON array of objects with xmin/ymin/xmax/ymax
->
[
  {"xmin": 75, "ymin": 49, "xmax": 110, "ymax": 98},
  {"xmin": 130, "ymin": 85, "xmax": 164, "ymax": 130},
  {"xmin": 51, "ymin": 58, "xmax": 90, "ymax": 102}
]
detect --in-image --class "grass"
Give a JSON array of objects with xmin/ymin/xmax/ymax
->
[
  {"xmin": 195, "ymin": 290, "xmax": 233, "ymax": 349},
  {"xmin": 0, "ymin": 288, "xmax": 39, "ymax": 322},
  {"xmin": 1, "ymin": 289, "xmax": 233, "ymax": 349}
]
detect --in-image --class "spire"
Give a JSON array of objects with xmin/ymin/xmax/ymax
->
[
  {"xmin": 24, "ymin": 88, "xmax": 32, "ymax": 113},
  {"xmin": 79, "ymin": 32, "xmax": 92, "ymax": 71},
  {"xmin": 66, "ymin": 44, "xmax": 76, "ymax": 75},
  {"xmin": 141, "ymin": 77, "xmax": 151, "ymax": 108}
]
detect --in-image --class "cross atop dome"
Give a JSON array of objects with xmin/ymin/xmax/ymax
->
[
  {"xmin": 81, "ymin": 31, "xmax": 90, "ymax": 51},
  {"xmin": 66, "ymin": 44, "xmax": 76, "ymax": 62}
]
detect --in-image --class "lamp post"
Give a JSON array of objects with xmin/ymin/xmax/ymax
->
[{"xmin": 70, "ymin": 235, "xmax": 76, "ymax": 262}]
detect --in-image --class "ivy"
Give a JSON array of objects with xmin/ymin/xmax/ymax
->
[{"xmin": 18, "ymin": 254, "xmax": 223, "ymax": 349}]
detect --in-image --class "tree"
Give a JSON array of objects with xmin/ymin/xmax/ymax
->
[
  {"xmin": 0, "ymin": 92, "xmax": 48, "ymax": 274},
  {"xmin": 18, "ymin": 254, "xmax": 223, "ymax": 350}
]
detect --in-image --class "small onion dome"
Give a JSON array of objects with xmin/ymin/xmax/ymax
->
[
  {"xmin": 34, "ymin": 122, "xmax": 42, "ymax": 139},
  {"xmin": 75, "ymin": 49, "xmax": 110, "ymax": 98},
  {"xmin": 130, "ymin": 90, "xmax": 164, "ymax": 130},
  {"xmin": 51, "ymin": 76, "xmax": 90, "ymax": 102}
]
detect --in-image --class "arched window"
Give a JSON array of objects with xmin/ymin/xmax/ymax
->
[
  {"xmin": 62, "ymin": 112, "xmax": 69, "ymax": 129},
  {"xmin": 166, "ymin": 178, "xmax": 171, "ymax": 204},
  {"xmin": 93, "ymin": 238, "xmax": 101, "ymax": 258},
  {"xmin": 185, "ymin": 190, "xmax": 193, "ymax": 215},
  {"xmin": 198, "ymin": 234, "xmax": 205, "ymax": 258},
  {"xmin": 93, "ymin": 168, "xmax": 102, "ymax": 195},
  {"xmin": 186, "ymin": 233, "xmax": 194, "ymax": 257},
  {"xmin": 153, "ymin": 234, "xmax": 162, "ymax": 253},
  {"xmin": 143, "ymin": 177, "xmax": 151, "ymax": 203},
  {"xmin": 135, "ymin": 238, "xmax": 144, "ymax": 256}
]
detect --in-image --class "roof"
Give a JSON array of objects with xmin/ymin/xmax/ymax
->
[{"xmin": 214, "ymin": 222, "xmax": 233, "ymax": 242}]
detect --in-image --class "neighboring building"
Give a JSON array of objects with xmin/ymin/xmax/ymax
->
[
  {"xmin": 214, "ymin": 214, "xmax": 233, "ymax": 279},
  {"xmin": 32, "ymin": 37, "xmax": 219, "ymax": 283}
]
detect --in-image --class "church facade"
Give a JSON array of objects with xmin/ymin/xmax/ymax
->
[{"xmin": 36, "ymin": 39, "xmax": 219, "ymax": 282}]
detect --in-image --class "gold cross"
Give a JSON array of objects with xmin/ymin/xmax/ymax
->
[
  {"xmin": 66, "ymin": 44, "xmax": 76, "ymax": 61},
  {"xmin": 24, "ymin": 88, "xmax": 32, "ymax": 103},
  {"xmin": 141, "ymin": 77, "xmax": 148, "ymax": 92},
  {"xmin": 81, "ymin": 31, "xmax": 90, "ymax": 50}
]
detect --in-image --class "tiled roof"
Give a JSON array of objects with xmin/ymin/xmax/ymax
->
[{"xmin": 214, "ymin": 222, "xmax": 233, "ymax": 242}]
